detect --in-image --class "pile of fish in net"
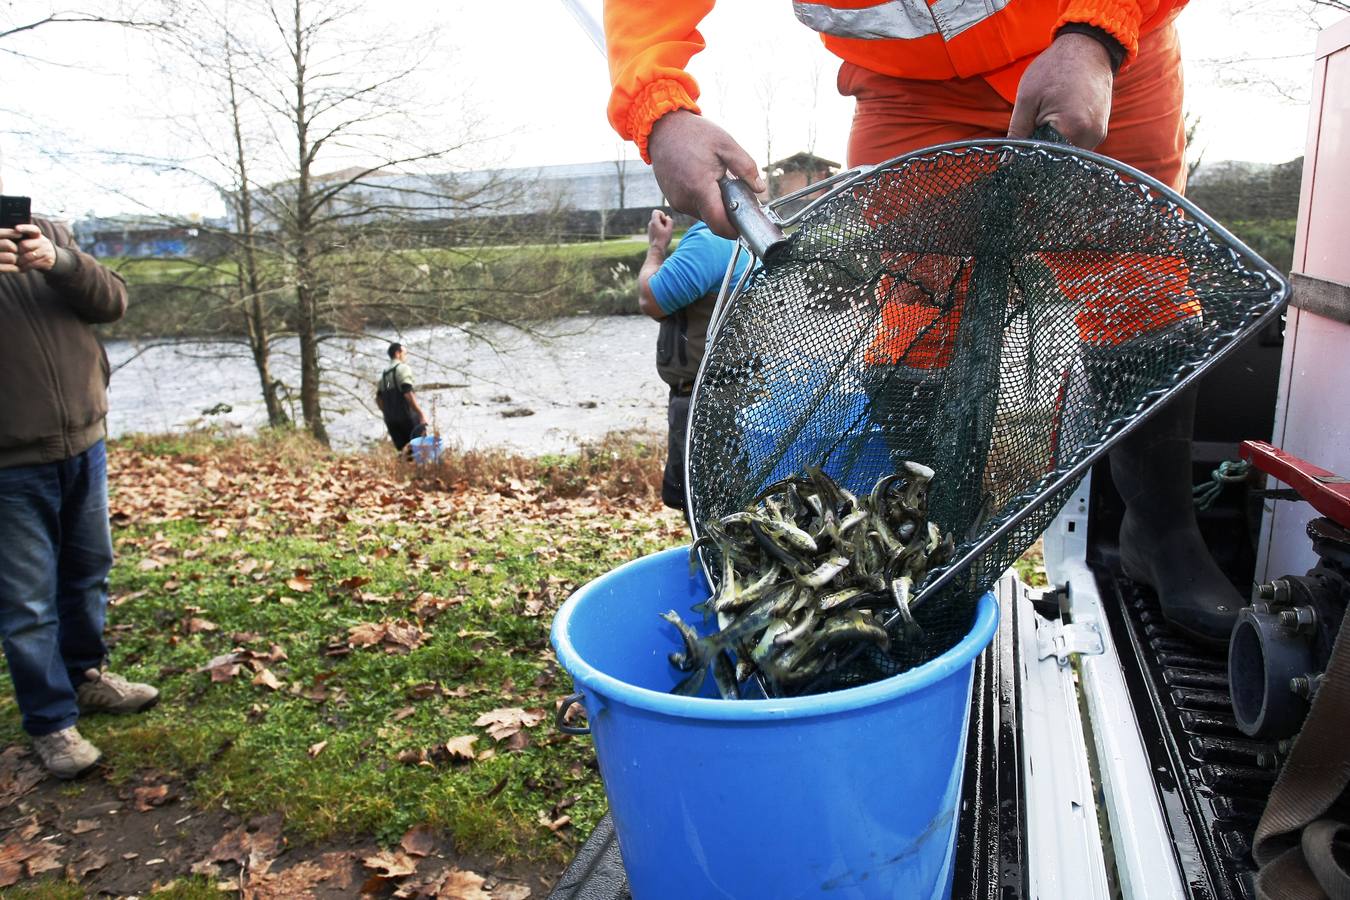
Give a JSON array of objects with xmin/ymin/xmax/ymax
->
[{"xmin": 664, "ymin": 464, "xmax": 955, "ymax": 698}]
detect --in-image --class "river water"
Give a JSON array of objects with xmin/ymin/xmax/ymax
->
[{"xmin": 104, "ymin": 316, "xmax": 670, "ymax": 454}]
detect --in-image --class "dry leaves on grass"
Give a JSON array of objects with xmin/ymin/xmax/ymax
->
[
  {"xmin": 132, "ymin": 783, "xmax": 173, "ymax": 812},
  {"xmin": 396, "ymin": 735, "xmax": 477, "ymax": 768},
  {"xmin": 189, "ymin": 814, "xmax": 283, "ymax": 879},
  {"xmin": 253, "ymin": 668, "xmax": 283, "ymax": 691},
  {"xmin": 244, "ymin": 852, "xmax": 354, "ymax": 899},
  {"xmin": 0, "ymin": 746, "xmax": 43, "ymax": 808},
  {"xmin": 362, "ymin": 849, "xmax": 419, "ymax": 893},
  {"xmin": 200, "ymin": 643, "xmax": 289, "ymax": 684},
  {"xmin": 400, "ymin": 825, "xmax": 438, "ymax": 858},
  {"xmin": 0, "ymin": 816, "xmax": 65, "ymax": 888},
  {"xmin": 390, "ymin": 866, "xmax": 493, "ymax": 900},
  {"xmin": 346, "ymin": 620, "xmax": 426, "ymax": 654},
  {"xmin": 67, "ymin": 848, "xmax": 110, "ymax": 881},
  {"xmin": 473, "ymin": 707, "xmax": 545, "ymax": 742}
]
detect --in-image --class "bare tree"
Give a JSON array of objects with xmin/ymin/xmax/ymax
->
[
  {"xmin": 1184, "ymin": 110, "xmax": 1206, "ymax": 184},
  {"xmin": 221, "ymin": 25, "xmax": 289, "ymax": 426},
  {"xmin": 0, "ymin": 4, "xmax": 171, "ymax": 47},
  {"xmin": 61, "ymin": 0, "xmax": 579, "ymax": 446},
  {"xmin": 756, "ymin": 72, "xmax": 778, "ymax": 198},
  {"xmin": 231, "ymin": 0, "xmax": 488, "ymax": 443},
  {"xmin": 613, "ymin": 143, "xmax": 629, "ymax": 213}
]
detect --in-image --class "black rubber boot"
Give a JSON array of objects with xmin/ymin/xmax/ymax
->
[{"xmin": 1109, "ymin": 386, "xmax": 1242, "ymax": 646}]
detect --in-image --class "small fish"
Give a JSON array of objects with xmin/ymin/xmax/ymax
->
[
  {"xmin": 797, "ymin": 555, "xmax": 851, "ymax": 590},
  {"xmin": 669, "ymin": 465, "xmax": 956, "ymax": 698}
]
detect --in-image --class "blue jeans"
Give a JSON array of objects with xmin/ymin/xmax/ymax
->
[{"xmin": 0, "ymin": 440, "xmax": 112, "ymax": 736}]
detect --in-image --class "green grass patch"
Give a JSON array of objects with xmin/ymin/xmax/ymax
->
[{"xmin": 0, "ymin": 436, "xmax": 684, "ymax": 866}]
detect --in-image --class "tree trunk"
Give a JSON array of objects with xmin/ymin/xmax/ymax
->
[
  {"xmin": 227, "ymin": 35, "xmax": 289, "ymax": 428},
  {"xmin": 288, "ymin": 0, "xmax": 328, "ymax": 445},
  {"xmin": 295, "ymin": 269, "xmax": 327, "ymax": 444}
]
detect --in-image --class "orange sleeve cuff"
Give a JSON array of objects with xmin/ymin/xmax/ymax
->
[
  {"xmin": 1057, "ymin": 0, "xmax": 1143, "ymax": 65},
  {"xmin": 627, "ymin": 79, "xmax": 702, "ymax": 164}
]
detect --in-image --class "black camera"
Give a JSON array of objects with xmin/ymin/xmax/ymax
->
[{"xmin": 0, "ymin": 195, "xmax": 32, "ymax": 231}]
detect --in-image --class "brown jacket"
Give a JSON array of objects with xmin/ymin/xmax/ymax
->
[{"xmin": 0, "ymin": 216, "xmax": 128, "ymax": 468}]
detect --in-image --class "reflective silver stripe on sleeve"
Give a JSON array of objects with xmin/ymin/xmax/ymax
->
[
  {"xmin": 793, "ymin": 0, "xmax": 938, "ymax": 40},
  {"xmin": 793, "ymin": 0, "xmax": 1008, "ymax": 41}
]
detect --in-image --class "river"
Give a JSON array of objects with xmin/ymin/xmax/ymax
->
[{"xmin": 104, "ymin": 316, "xmax": 670, "ymax": 454}]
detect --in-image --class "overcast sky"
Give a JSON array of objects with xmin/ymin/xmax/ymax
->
[{"xmin": 0, "ymin": 0, "xmax": 1340, "ymax": 219}]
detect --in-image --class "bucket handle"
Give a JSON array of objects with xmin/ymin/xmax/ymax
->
[{"xmin": 555, "ymin": 692, "xmax": 590, "ymax": 735}]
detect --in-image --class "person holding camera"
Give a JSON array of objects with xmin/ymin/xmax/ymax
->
[{"xmin": 0, "ymin": 201, "xmax": 158, "ymax": 780}]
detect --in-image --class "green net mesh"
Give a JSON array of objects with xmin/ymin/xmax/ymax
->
[{"xmin": 686, "ymin": 140, "xmax": 1288, "ymax": 693}]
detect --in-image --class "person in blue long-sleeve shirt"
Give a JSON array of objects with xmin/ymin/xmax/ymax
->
[{"xmin": 638, "ymin": 210, "xmax": 751, "ymax": 516}]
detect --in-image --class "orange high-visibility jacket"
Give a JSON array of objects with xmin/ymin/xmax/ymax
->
[{"xmin": 605, "ymin": 0, "xmax": 1188, "ymax": 162}]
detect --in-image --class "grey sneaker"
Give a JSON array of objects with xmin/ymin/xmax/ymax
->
[
  {"xmin": 32, "ymin": 726, "xmax": 102, "ymax": 779},
  {"xmin": 76, "ymin": 669, "xmax": 159, "ymax": 715}
]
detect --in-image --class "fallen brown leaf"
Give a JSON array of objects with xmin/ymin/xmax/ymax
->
[
  {"xmin": 71, "ymin": 819, "xmax": 100, "ymax": 835},
  {"xmin": 347, "ymin": 622, "xmax": 386, "ymax": 648},
  {"xmin": 396, "ymin": 748, "xmax": 426, "ymax": 766},
  {"xmin": 187, "ymin": 617, "xmax": 219, "ymax": 634},
  {"xmin": 22, "ymin": 841, "xmax": 64, "ymax": 878},
  {"xmin": 247, "ymin": 853, "xmax": 352, "ymax": 899},
  {"xmin": 362, "ymin": 848, "xmax": 417, "ymax": 879},
  {"xmin": 0, "ymin": 746, "xmax": 43, "ymax": 808},
  {"xmin": 201, "ymin": 651, "xmax": 244, "ymax": 683},
  {"xmin": 473, "ymin": 707, "xmax": 545, "ymax": 742},
  {"xmin": 133, "ymin": 783, "xmax": 172, "ymax": 812},
  {"xmin": 307, "ymin": 740, "xmax": 328, "ymax": 758},
  {"xmin": 253, "ymin": 668, "xmax": 283, "ymax": 691},
  {"xmin": 430, "ymin": 867, "xmax": 490, "ymax": 899},
  {"xmin": 286, "ymin": 574, "xmax": 313, "ymax": 593},
  {"xmin": 493, "ymin": 885, "xmax": 533, "ymax": 900},
  {"xmin": 443, "ymin": 735, "xmax": 477, "ymax": 763},
  {"xmin": 399, "ymin": 824, "xmax": 437, "ymax": 858},
  {"xmin": 71, "ymin": 849, "xmax": 110, "ymax": 880}
]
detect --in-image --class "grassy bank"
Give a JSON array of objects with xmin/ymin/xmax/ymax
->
[
  {"xmin": 0, "ymin": 431, "xmax": 684, "ymax": 884},
  {"xmin": 101, "ymin": 238, "xmax": 654, "ymax": 342}
]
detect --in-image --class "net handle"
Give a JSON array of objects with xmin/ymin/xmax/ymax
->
[{"xmin": 719, "ymin": 176, "xmax": 788, "ymax": 260}]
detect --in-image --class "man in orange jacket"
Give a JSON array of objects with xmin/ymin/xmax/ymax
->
[{"xmin": 601, "ymin": 1, "xmax": 1244, "ymax": 646}]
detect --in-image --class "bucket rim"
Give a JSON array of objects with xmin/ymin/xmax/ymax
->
[{"xmin": 550, "ymin": 546, "xmax": 999, "ymax": 720}]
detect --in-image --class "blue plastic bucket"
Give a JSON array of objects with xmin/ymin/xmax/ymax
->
[
  {"xmin": 551, "ymin": 547, "xmax": 998, "ymax": 899},
  {"xmin": 407, "ymin": 435, "xmax": 443, "ymax": 464}
]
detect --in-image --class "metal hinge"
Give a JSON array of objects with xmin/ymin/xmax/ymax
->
[{"xmin": 1037, "ymin": 618, "xmax": 1105, "ymax": 665}]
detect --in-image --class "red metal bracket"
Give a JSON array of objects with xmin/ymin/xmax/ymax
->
[{"xmin": 1240, "ymin": 440, "xmax": 1350, "ymax": 529}]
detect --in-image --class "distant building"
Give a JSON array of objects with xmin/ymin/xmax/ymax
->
[
  {"xmin": 237, "ymin": 159, "xmax": 668, "ymax": 241},
  {"xmin": 764, "ymin": 152, "xmax": 841, "ymax": 199},
  {"xmin": 78, "ymin": 158, "xmax": 678, "ymax": 257},
  {"xmin": 74, "ymin": 214, "xmax": 229, "ymax": 259}
]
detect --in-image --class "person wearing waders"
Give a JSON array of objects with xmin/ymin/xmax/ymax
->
[
  {"xmin": 0, "ymin": 204, "xmax": 159, "ymax": 780},
  {"xmin": 638, "ymin": 209, "xmax": 751, "ymax": 520},
  {"xmin": 376, "ymin": 342, "xmax": 428, "ymax": 455},
  {"xmin": 601, "ymin": 0, "xmax": 1240, "ymax": 645}
]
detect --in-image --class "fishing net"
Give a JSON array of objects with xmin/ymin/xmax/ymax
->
[{"xmin": 686, "ymin": 138, "xmax": 1288, "ymax": 693}]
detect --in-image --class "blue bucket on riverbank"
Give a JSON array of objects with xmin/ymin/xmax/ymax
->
[
  {"xmin": 550, "ymin": 547, "xmax": 998, "ymax": 899},
  {"xmin": 408, "ymin": 435, "xmax": 443, "ymax": 464}
]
